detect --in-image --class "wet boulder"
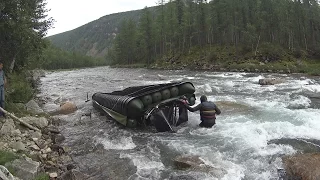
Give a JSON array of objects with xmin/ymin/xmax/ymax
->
[
  {"xmin": 283, "ymin": 153, "xmax": 320, "ymax": 180},
  {"xmin": 258, "ymin": 78, "xmax": 285, "ymax": 85},
  {"xmin": 174, "ymin": 155, "xmax": 205, "ymax": 169},
  {"xmin": 25, "ymin": 100, "xmax": 44, "ymax": 114},
  {"xmin": 0, "ymin": 119, "xmax": 16, "ymax": 136},
  {"xmin": 50, "ymin": 102, "xmax": 77, "ymax": 115},
  {"xmin": 10, "ymin": 141, "xmax": 26, "ymax": 151},
  {"xmin": 6, "ymin": 158, "xmax": 40, "ymax": 180},
  {"xmin": 21, "ymin": 116, "xmax": 48, "ymax": 129},
  {"xmin": 173, "ymin": 155, "xmax": 226, "ymax": 178}
]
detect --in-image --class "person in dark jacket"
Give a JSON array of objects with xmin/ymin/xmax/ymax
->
[{"xmin": 184, "ymin": 95, "xmax": 221, "ymax": 128}]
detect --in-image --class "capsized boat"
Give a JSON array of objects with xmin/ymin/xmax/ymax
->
[{"xmin": 92, "ymin": 82, "xmax": 196, "ymax": 132}]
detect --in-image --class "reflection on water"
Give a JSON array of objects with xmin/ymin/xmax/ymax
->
[{"xmin": 38, "ymin": 67, "xmax": 320, "ymax": 180}]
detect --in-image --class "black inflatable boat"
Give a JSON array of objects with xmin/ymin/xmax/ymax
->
[{"xmin": 92, "ymin": 82, "xmax": 196, "ymax": 132}]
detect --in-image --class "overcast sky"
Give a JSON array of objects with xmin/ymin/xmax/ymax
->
[{"xmin": 46, "ymin": 0, "xmax": 156, "ymax": 36}]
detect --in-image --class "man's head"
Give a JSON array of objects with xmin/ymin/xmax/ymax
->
[
  {"xmin": 0, "ymin": 62, "xmax": 3, "ymax": 70},
  {"xmin": 200, "ymin": 95, "xmax": 207, "ymax": 103}
]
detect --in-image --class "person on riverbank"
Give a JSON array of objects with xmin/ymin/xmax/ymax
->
[
  {"xmin": 0, "ymin": 61, "xmax": 7, "ymax": 117},
  {"xmin": 183, "ymin": 95, "xmax": 221, "ymax": 128}
]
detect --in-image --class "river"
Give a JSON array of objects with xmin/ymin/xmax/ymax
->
[{"xmin": 37, "ymin": 67, "xmax": 320, "ymax": 180}]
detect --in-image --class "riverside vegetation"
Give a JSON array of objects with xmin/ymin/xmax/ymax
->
[
  {"xmin": 1, "ymin": 0, "xmax": 104, "ymax": 179},
  {"xmin": 47, "ymin": 0, "xmax": 320, "ymax": 75},
  {"xmin": 106, "ymin": 0, "xmax": 320, "ymax": 75}
]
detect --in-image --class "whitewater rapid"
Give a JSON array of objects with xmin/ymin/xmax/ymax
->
[{"xmin": 38, "ymin": 67, "xmax": 320, "ymax": 180}]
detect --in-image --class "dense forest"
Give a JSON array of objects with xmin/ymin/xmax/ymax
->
[{"xmin": 110, "ymin": 0, "xmax": 320, "ymax": 68}]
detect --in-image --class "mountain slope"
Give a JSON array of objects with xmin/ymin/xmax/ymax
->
[{"xmin": 47, "ymin": 9, "xmax": 147, "ymax": 57}]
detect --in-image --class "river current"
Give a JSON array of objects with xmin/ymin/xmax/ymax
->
[{"xmin": 38, "ymin": 67, "xmax": 320, "ymax": 180}]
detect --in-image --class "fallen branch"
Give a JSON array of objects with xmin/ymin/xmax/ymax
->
[{"xmin": 0, "ymin": 107, "xmax": 40, "ymax": 132}]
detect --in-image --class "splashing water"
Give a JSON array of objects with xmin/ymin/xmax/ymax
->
[{"xmin": 38, "ymin": 67, "xmax": 320, "ymax": 180}]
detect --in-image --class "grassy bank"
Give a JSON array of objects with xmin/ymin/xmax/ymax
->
[
  {"xmin": 147, "ymin": 45, "xmax": 320, "ymax": 76},
  {"xmin": 5, "ymin": 72, "xmax": 35, "ymax": 116}
]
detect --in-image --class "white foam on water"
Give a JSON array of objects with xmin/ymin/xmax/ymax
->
[
  {"xmin": 164, "ymin": 137, "xmax": 246, "ymax": 179},
  {"xmin": 201, "ymin": 72, "xmax": 245, "ymax": 79},
  {"xmin": 120, "ymin": 142, "xmax": 165, "ymax": 180},
  {"xmin": 302, "ymin": 84, "xmax": 320, "ymax": 93},
  {"xmin": 244, "ymin": 97, "xmax": 286, "ymax": 109},
  {"xmin": 290, "ymin": 79, "xmax": 315, "ymax": 86},
  {"xmin": 184, "ymin": 100, "xmax": 320, "ymax": 179},
  {"xmin": 287, "ymin": 95, "xmax": 311, "ymax": 109},
  {"xmin": 247, "ymin": 75, "xmax": 265, "ymax": 83},
  {"xmin": 96, "ymin": 136, "xmax": 136, "ymax": 150},
  {"xmin": 224, "ymin": 81, "xmax": 235, "ymax": 88},
  {"xmin": 218, "ymin": 109, "xmax": 320, "ymax": 150},
  {"xmin": 221, "ymin": 166, "xmax": 246, "ymax": 180},
  {"xmin": 196, "ymin": 84, "xmax": 214, "ymax": 94}
]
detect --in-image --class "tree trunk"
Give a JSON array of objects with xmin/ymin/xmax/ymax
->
[
  {"xmin": 10, "ymin": 56, "xmax": 15, "ymax": 73},
  {"xmin": 255, "ymin": 34, "xmax": 261, "ymax": 56}
]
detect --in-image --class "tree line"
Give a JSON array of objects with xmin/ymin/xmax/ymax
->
[
  {"xmin": 38, "ymin": 42, "xmax": 106, "ymax": 70},
  {"xmin": 109, "ymin": 0, "xmax": 320, "ymax": 65}
]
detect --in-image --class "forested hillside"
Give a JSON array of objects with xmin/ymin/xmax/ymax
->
[
  {"xmin": 48, "ymin": 0, "xmax": 320, "ymax": 75},
  {"xmin": 47, "ymin": 9, "xmax": 152, "ymax": 57},
  {"xmin": 111, "ymin": 0, "xmax": 320, "ymax": 66}
]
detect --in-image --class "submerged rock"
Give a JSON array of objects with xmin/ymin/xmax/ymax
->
[
  {"xmin": 258, "ymin": 78, "xmax": 285, "ymax": 85},
  {"xmin": 54, "ymin": 97, "xmax": 68, "ymax": 105},
  {"xmin": 169, "ymin": 174, "xmax": 196, "ymax": 180},
  {"xmin": 283, "ymin": 153, "xmax": 320, "ymax": 180},
  {"xmin": 50, "ymin": 102, "xmax": 77, "ymax": 115},
  {"xmin": 173, "ymin": 155, "xmax": 226, "ymax": 178},
  {"xmin": 174, "ymin": 155, "xmax": 205, "ymax": 169}
]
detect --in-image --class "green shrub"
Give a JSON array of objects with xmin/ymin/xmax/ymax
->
[
  {"xmin": 6, "ymin": 73, "xmax": 34, "ymax": 104},
  {"xmin": 0, "ymin": 150, "xmax": 19, "ymax": 165},
  {"xmin": 257, "ymin": 43, "xmax": 287, "ymax": 61},
  {"xmin": 33, "ymin": 173, "xmax": 49, "ymax": 180}
]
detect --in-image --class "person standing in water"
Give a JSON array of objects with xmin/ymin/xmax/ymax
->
[
  {"xmin": 0, "ymin": 61, "xmax": 7, "ymax": 117},
  {"xmin": 184, "ymin": 95, "xmax": 221, "ymax": 128}
]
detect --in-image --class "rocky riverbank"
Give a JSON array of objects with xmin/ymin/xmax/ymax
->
[
  {"xmin": 0, "ymin": 99, "xmax": 86, "ymax": 180},
  {"xmin": 0, "ymin": 70, "xmax": 86, "ymax": 180}
]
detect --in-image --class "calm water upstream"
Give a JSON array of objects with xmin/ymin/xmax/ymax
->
[{"xmin": 38, "ymin": 67, "xmax": 320, "ymax": 180}]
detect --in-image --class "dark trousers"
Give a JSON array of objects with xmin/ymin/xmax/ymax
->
[{"xmin": 199, "ymin": 119, "xmax": 215, "ymax": 128}]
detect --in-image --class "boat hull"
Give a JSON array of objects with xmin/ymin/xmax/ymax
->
[{"xmin": 92, "ymin": 82, "xmax": 196, "ymax": 131}]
